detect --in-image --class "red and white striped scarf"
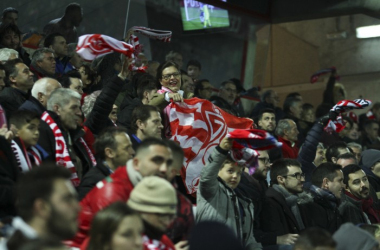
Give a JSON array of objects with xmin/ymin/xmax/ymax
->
[
  {"xmin": 130, "ymin": 26, "xmax": 172, "ymax": 43},
  {"xmin": 41, "ymin": 112, "xmax": 96, "ymax": 187},
  {"xmin": 326, "ymin": 99, "xmax": 372, "ymax": 133},
  {"xmin": 11, "ymin": 139, "xmax": 41, "ymax": 172}
]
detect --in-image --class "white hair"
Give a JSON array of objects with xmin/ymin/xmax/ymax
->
[
  {"xmin": 47, "ymin": 88, "xmax": 81, "ymax": 111},
  {"xmin": 0, "ymin": 48, "xmax": 19, "ymax": 62}
]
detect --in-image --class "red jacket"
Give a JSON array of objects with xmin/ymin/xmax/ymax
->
[
  {"xmin": 66, "ymin": 166, "xmax": 134, "ymax": 248},
  {"xmin": 278, "ymin": 136, "xmax": 299, "ymax": 159}
]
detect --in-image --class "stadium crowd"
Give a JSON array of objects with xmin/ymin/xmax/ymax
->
[{"xmin": 2, "ymin": 3, "xmax": 380, "ymax": 250}]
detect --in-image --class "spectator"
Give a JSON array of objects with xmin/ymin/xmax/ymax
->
[
  {"xmin": 347, "ymin": 142, "xmax": 362, "ymax": 162},
  {"xmin": 362, "ymin": 120, "xmax": 380, "ymax": 150},
  {"xmin": 359, "ymin": 102, "xmax": 380, "ymax": 130},
  {"xmin": 78, "ymin": 127, "xmax": 134, "ymax": 200},
  {"xmin": 338, "ymin": 116, "xmax": 353, "ymax": 143},
  {"xmin": 0, "ymin": 23, "xmax": 30, "ymax": 65},
  {"xmin": 251, "ymin": 90, "xmax": 283, "ymax": 122},
  {"xmin": 299, "ymin": 103, "xmax": 315, "ymax": 134},
  {"xmin": 299, "ymin": 163, "xmax": 343, "ymax": 233},
  {"xmin": 186, "ymin": 59, "xmax": 201, "ymax": 81},
  {"xmin": 67, "ymin": 43, "xmax": 83, "ymax": 69},
  {"xmin": 347, "ymin": 121, "xmax": 361, "ymax": 143},
  {"xmin": 91, "ymin": 52, "xmax": 121, "ymax": 92},
  {"xmin": 0, "ymin": 63, "xmax": 5, "ymax": 91},
  {"xmin": 340, "ymin": 164, "xmax": 380, "ymax": 224},
  {"xmin": 58, "ymin": 70, "xmax": 83, "ymax": 95},
  {"xmin": 1, "ymin": 7, "xmax": 18, "ymax": 26},
  {"xmin": 44, "ymin": 33, "xmax": 73, "ymax": 74},
  {"xmin": 336, "ymin": 153, "xmax": 357, "ymax": 168},
  {"xmin": 333, "ymin": 223, "xmax": 378, "ymax": 250},
  {"xmin": 70, "ymin": 138, "xmax": 173, "ymax": 248},
  {"xmin": 146, "ymin": 60, "xmax": 159, "ymax": 78},
  {"xmin": 127, "ymin": 176, "xmax": 177, "ymax": 249},
  {"xmin": 43, "ymin": 3, "xmax": 83, "ymax": 43},
  {"xmin": 360, "ymin": 149, "xmax": 380, "ymax": 198},
  {"xmin": 0, "ymin": 58, "xmax": 34, "ymax": 119},
  {"xmin": 210, "ymin": 80, "xmax": 241, "ymax": 116},
  {"xmin": 117, "ymin": 74, "xmax": 158, "ymax": 130},
  {"xmin": 165, "ymin": 50, "xmax": 183, "ymax": 69},
  {"xmin": 283, "ymin": 96, "xmax": 303, "ymax": 122},
  {"xmin": 325, "ymin": 142, "xmax": 350, "ymax": 163},
  {"xmin": 19, "ymin": 77, "xmax": 61, "ymax": 115},
  {"xmin": 181, "ymin": 70, "xmax": 195, "ymax": 95},
  {"xmin": 38, "ymin": 88, "xmax": 96, "ymax": 182},
  {"xmin": 275, "ymin": 119, "xmax": 299, "ymax": 159},
  {"xmin": 4, "ymin": 165, "xmax": 79, "ymax": 250},
  {"xmin": 260, "ymin": 159, "xmax": 305, "ymax": 245},
  {"xmin": 150, "ymin": 61, "xmax": 192, "ymax": 110},
  {"xmin": 194, "ymin": 79, "xmax": 213, "ymax": 100},
  {"xmin": 196, "ymin": 137, "xmax": 262, "ymax": 250},
  {"xmin": 78, "ymin": 64, "xmax": 97, "ymax": 94},
  {"xmin": 129, "ymin": 105, "xmax": 163, "ymax": 150},
  {"xmin": 293, "ymin": 228, "xmax": 336, "ymax": 250},
  {"xmin": 286, "ymin": 92, "xmax": 303, "ymax": 102},
  {"xmin": 9, "ymin": 110, "xmax": 44, "ymax": 172},
  {"xmin": 87, "ymin": 202, "xmax": 143, "ymax": 250},
  {"xmin": 30, "ymin": 48, "xmax": 56, "ymax": 80},
  {"xmin": 313, "ymin": 143, "xmax": 326, "ymax": 167},
  {"xmin": 0, "ymin": 48, "xmax": 18, "ymax": 63}
]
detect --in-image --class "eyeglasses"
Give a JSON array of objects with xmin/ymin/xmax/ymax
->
[
  {"xmin": 258, "ymin": 157, "xmax": 270, "ymax": 165},
  {"xmin": 162, "ymin": 72, "xmax": 180, "ymax": 80},
  {"xmin": 282, "ymin": 172, "xmax": 305, "ymax": 180}
]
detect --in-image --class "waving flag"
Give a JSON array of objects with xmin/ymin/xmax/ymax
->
[
  {"xmin": 76, "ymin": 34, "xmax": 146, "ymax": 72},
  {"xmin": 165, "ymin": 98, "xmax": 253, "ymax": 194},
  {"xmin": 310, "ymin": 67, "xmax": 338, "ymax": 83},
  {"xmin": 325, "ymin": 99, "xmax": 372, "ymax": 133}
]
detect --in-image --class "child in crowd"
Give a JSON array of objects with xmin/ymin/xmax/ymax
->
[
  {"xmin": 196, "ymin": 137, "xmax": 262, "ymax": 250},
  {"xmin": 9, "ymin": 110, "xmax": 46, "ymax": 172}
]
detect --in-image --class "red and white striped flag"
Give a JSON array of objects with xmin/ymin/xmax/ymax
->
[{"xmin": 164, "ymin": 98, "xmax": 253, "ymax": 194}]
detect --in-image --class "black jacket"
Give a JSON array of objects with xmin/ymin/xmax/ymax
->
[
  {"xmin": 297, "ymin": 122, "xmax": 324, "ymax": 183},
  {"xmin": 0, "ymin": 136, "xmax": 19, "ymax": 219},
  {"xmin": 209, "ymin": 96, "xmax": 240, "ymax": 117},
  {"xmin": 0, "ymin": 87, "xmax": 29, "ymax": 120},
  {"xmin": 18, "ymin": 96, "xmax": 46, "ymax": 115},
  {"xmin": 117, "ymin": 97, "xmax": 143, "ymax": 130},
  {"xmin": 38, "ymin": 111, "xmax": 95, "ymax": 179},
  {"xmin": 260, "ymin": 187, "xmax": 301, "ymax": 238},
  {"xmin": 84, "ymin": 76, "xmax": 125, "ymax": 135},
  {"xmin": 299, "ymin": 193, "xmax": 342, "ymax": 234},
  {"xmin": 78, "ymin": 160, "xmax": 111, "ymax": 200}
]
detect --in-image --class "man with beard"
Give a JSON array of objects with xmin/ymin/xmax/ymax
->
[
  {"xmin": 67, "ymin": 138, "xmax": 173, "ymax": 248},
  {"xmin": 257, "ymin": 109, "xmax": 282, "ymax": 162},
  {"xmin": 3, "ymin": 165, "xmax": 79, "ymax": 250},
  {"xmin": 43, "ymin": 3, "xmax": 83, "ymax": 43},
  {"xmin": 339, "ymin": 164, "xmax": 380, "ymax": 224},
  {"xmin": 210, "ymin": 80, "xmax": 241, "ymax": 116},
  {"xmin": 299, "ymin": 163, "xmax": 343, "ymax": 233},
  {"xmin": 260, "ymin": 159, "xmax": 305, "ymax": 246}
]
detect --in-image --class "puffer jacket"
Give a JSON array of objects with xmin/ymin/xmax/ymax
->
[{"xmin": 196, "ymin": 147, "xmax": 262, "ymax": 250}]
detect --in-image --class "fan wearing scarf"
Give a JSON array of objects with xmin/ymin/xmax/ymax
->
[
  {"xmin": 196, "ymin": 137, "xmax": 262, "ymax": 250},
  {"xmin": 10, "ymin": 110, "xmax": 47, "ymax": 172},
  {"xmin": 149, "ymin": 61, "xmax": 193, "ymax": 110}
]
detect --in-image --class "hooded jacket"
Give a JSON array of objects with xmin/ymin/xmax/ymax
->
[
  {"xmin": 196, "ymin": 147, "xmax": 262, "ymax": 250},
  {"xmin": 333, "ymin": 223, "xmax": 379, "ymax": 250}
]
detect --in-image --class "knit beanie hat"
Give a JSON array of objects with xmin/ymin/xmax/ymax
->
[
  {"xmin": 360, "ymin": 149, "xmax": 380, "ymax": 172},
  {"xmin": 333, "ymin": 223, "xmax": 379, "ymax": 250},
  {"xmin": 127, "ymin": 176, "xmax": 177, "ymax": 214}
]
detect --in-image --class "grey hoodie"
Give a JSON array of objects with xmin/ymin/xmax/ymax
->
[{"xmin": 333, "ymin": 223, "xmax": 378, "ymax": 250}]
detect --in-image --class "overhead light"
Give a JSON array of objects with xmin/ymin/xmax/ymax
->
[{"xmin": 356, "ymin": 25, "xmax": 380, "ymax": 38}]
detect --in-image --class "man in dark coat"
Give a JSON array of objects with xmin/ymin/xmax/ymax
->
[
  {"xmin": 78, "ymin": 127, "xmax": 134, "ymax": 200},
  {"xmin": 299, "ymin": 162, "xmax": 343, "ymax": 234},
  {"xmin": 251, "ymin": 90, "xmax": 283, "ymax": 121},
  {"xmin": 0, "ymin": 58, "xmax": 34, "ymax": 120},
  {"xmin": 210, "ymin": 80, "xmax": 241, "ymax": 117},
  {"xmin": 260, "ymin": 159, "xmax": 305, "ymax": 246},
  {"xmin": 360, "ymin": 149, "xmax": 380, "ymax": 199}
]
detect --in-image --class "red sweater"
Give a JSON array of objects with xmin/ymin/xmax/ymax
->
[{"xmin": 278, "ymin": 136, "xmax": 299, "ymax": 159}]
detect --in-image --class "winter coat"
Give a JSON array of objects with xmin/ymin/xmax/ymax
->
[
  {"xmin": 196, "ymin": 147, "xmax": 262, "ymax": 250},
  {"xmin": 18, "ymin": 96, "xmax": 46, "ymax": 116},
  {"xmin": 277, "ymin": 136, "xmax": 299, "ymax": 159},
  {"xmin": 297, "ymin": 122, "xmax": 324, "ymax": 182},
  {"xmin": 209, "ymin": 95, "xmax": 240, "ymax": 117},
  {"xmin": 0, "ymin": 87, "xmax": 29, "ymax": 120},
  {"xmin": 77, "ymin": 160, "xmax": 112, "ymax": 200},
  {"xmin": 339, "ymin": 192, "xmax": 371, "ymax": 225},
  {"xmin": 84, "ymin": 76, "xmax": 125, "ymax": 135}
]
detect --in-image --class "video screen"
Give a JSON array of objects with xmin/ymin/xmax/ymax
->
[{"xmin": 180, "ymin": 0, "xmax": 230, "ymax": 31}]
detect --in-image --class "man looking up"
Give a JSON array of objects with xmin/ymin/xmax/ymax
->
[
  {"xmin": 0, "ymin": 58, "xmax": 34, "ymax": 119},
  {"xmin": 260, "ymin": 159, "xmax": 305, "ymax": 245},
  {"xmin": 340, "ymin": 164, "xmax": 380, "ymax": 224}
]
